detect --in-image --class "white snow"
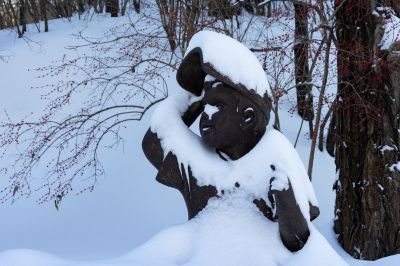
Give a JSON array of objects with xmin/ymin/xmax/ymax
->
[
  {"xmin": 379, "ymin": 8, "xmax": 400, "ymax": 50},
  {"xmin": 0, "ymin": 192, "xmax": 347, "ymax": 266},
  {"xmin": 186, "ymin": 30, "xmax": 272, "ymax": 97},
  {"xmin": 388, "ymin": 161, "xmax": 400, "ymax": 172},
  {"xmin": 380, "ymin": 145, "xmax": 396, "ymax": 154},
  {"xmin": 204, "ymin": 74, "xmax": 217, "ymax": 82},
  {"xmin": 203, "ymin": 104, "xmax": 219, "ymax": 119},
  {"xmin": 270, "ymin": 169, "xmax": 289, "ymax": 191},
  {"xmin": 129, "ymin": 192, "xmax": 348, "ymax": 266},
  {"xmin": 0, "ymin": 250, "xmax": 67, "ymax": 266}
]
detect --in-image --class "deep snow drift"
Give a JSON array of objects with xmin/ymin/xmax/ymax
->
[
  {"xmin": 128, "ymin": 193, "xmax": 347, "ymax": 266},
  {"xmin": 0, "ymin": 193, "xmax": 346, "ymax": 266}
]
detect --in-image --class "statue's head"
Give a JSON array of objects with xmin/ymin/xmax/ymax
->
[
  {"xmin": 199, "ymin": 79, "xmax": 270, "ymax": 159},
  {"xmin": 176, "ymin": 31, "xmax": 272, "ymax": 159}
]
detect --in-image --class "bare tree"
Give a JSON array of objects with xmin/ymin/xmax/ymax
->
[
  {"xmin": 120, "ymin": 0, "xmax": 129, "ymax": 16},
  {"xmin": 0, "ymin": 6, "xmax": 177, "ymax": 205},
  {"xmin": 40, "ymin": 0, "xmax": 48, "ymax": 32},
  {"xmin": 133, "ymin": 0, "xmax": 141, "ymax": 13},
  {"xmin": 328, "ymin": 1, "xmax": 400, "ymax": 260},
  {"xmin": 293, "ymin": 0, "xmax": 314, "ymax": 123},
  {"xmin": 19, "ymin": 0, "xmax": 27, "ymax": 33},
  {"xmin": 106, "ymin": 0, "xmax": 118, "ymax": 17},
  {"xmin": 0, "ymin": 0, "xmax": 139, "ymax": 34}
]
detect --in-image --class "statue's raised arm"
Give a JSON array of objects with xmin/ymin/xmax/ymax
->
[{"xmin": 142, "ymin": 101, "xmax": 203, "ymax": 170}]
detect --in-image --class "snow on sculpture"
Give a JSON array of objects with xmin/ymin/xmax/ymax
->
[{"xmin": 142, "ymin": 30, "xmax": 347, "ymax": 266}]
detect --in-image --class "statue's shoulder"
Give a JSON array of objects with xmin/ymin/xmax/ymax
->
[{"xmin": 156, "ymin": 152, "xmax": 218, "ymax": 219}]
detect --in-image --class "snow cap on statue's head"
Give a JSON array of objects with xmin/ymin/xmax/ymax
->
[{"xmin": 176, "ymin": 30, "xmax": 272, "ymax": 120}]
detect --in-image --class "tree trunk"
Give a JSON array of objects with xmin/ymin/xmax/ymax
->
[
  {"xmin": 208, "ymin": 0, "xmax": 240, "ymax": 19},
  {"xmin": 7, "ymin": 0, "xmax": 23, "ymax": 37},
  {"xmin": 105, "ymin": 0, "xmax": 111, "ymax": 13},
  {"xmin": 40, "ymin": 0, "xmax": 48, "ymax": 32},
  {"xmin": 95, "ymin": 0, "xmax": 104, "ymax": 13},
  {"xmin": 78, "ymin": 0, "xmax": 85, "ymax": 14},
  {"xmin": 293, "ymin": 1, "xmax": 314, "ymax": 121},
  {"xmin": 110, "ymin": 0, "xmax": 118, "ymax": 17},
  {"xmin": 156, "ymin": 0, "xmax": 177, "ymax": 51},
  {"xmin": 388, "ymin": 0, "xmax": 400, "ymax": 16},
  {"xmin": 181, "ymin": 0, "xmax": 200, "ymax": 53},
  {"xmin": 63, "ymin": 1, "xmax": 71, "ymax": 17},
  {"xmin": 133, "ymin": 0, "xmax": 140, "ymax": 13},
  {"xmin": 330, "ymin": 0, "xmax": 400, "ymax": 260},
  {"xmin": 120, "ymin": 0, "xmax": 129, "ymax": 16},
  {"xmin": 105, "ymin": 0, "xmax": 118, "ymax": 16},
  {"xmin": 19, "ymin": 0, "xmax": 26, "ymax": 34},
  {"xmin": 28, "ymin": 0, "xmax": 41, "ymax": 24}
]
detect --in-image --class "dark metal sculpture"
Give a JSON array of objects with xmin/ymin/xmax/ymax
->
[{"xmin": 142, "ymin": 46, "xmax": 319, "ymax": 252}]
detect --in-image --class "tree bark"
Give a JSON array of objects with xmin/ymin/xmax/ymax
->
[
  {"xmin": 19, "ymin": 0, "xmax": 26, "ymax": 34},
  {"xmin": 330, "ymin": 0, "xmax": 400, "ymax": 260},
  {"xmin": 120, "ymin": 0, "xmax": 129, "ymax": 16},
  {"xmin": 40, "ymin": 0, "xmax": 48, "ymax": 32},
  {"xmin": 293, "ymin": 1, "xmax": 314, "ymax": 121},
  {"xmin": 105, "ymin": 0, "xmax": 118, "ymax": 16},
  {"xmin": 105, "ymin": 0, "xmax": 111, "ymax": 13},
  {"xmin": 7, "ymin": 0, "xmax": 23, "ymax": 37},
  {"xmin": 78, "ymin": 0, "xmax": 85, "ymax": 14},
  {"xmin": 110, "ymin": 0, "xmax": 118, "ymax": 17},
  {"xmin": 133, "ymin": 0, "xmax": 140, "ymax": 13},
  {"xmin": 208, "ymin": 0, "xmax": 240, "ymax": 19},
  {"xmin": 156, "ymin": 0, "xmax": 177, "ymax": 51}
]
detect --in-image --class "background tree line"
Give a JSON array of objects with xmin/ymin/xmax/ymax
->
[{"xmin": 0, "ymin": 0, "xmax": 140, "ymax": 36}]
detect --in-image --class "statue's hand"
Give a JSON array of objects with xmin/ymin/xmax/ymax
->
[
  {"xmin": 182, "ymin": 100, "xmax": 204, "ymax": 127},
  {"xmin": 268, "ymin": 163, "xmax": 310, "ymax": 252}
]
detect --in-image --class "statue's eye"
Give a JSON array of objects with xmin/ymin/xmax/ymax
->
[
  {"xmin": 244, "ymin": 108, "xmax": 255, "ymax": 124},
  {"xmin": 215, "ymin": 102, "xmax": 224, "ymax": 109}
]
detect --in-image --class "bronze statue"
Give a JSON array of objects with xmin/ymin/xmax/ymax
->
[{"xmin": 142, "ymin": 34, "xmax": 319, "ymax": 252}]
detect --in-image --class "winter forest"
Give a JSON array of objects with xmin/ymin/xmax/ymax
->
[{"xmin": 0, "ymin": 0, "xmax": 400, "ymax": 265}]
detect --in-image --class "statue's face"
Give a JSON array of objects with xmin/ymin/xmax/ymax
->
[{"xmin": 199, "ymin": 81, "xmax": 264, "ymax": 157}]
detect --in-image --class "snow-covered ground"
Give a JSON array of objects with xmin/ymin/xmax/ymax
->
[{"xmin": 1, "ymin": 9, "xmax": 400, "ymax": 266}]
